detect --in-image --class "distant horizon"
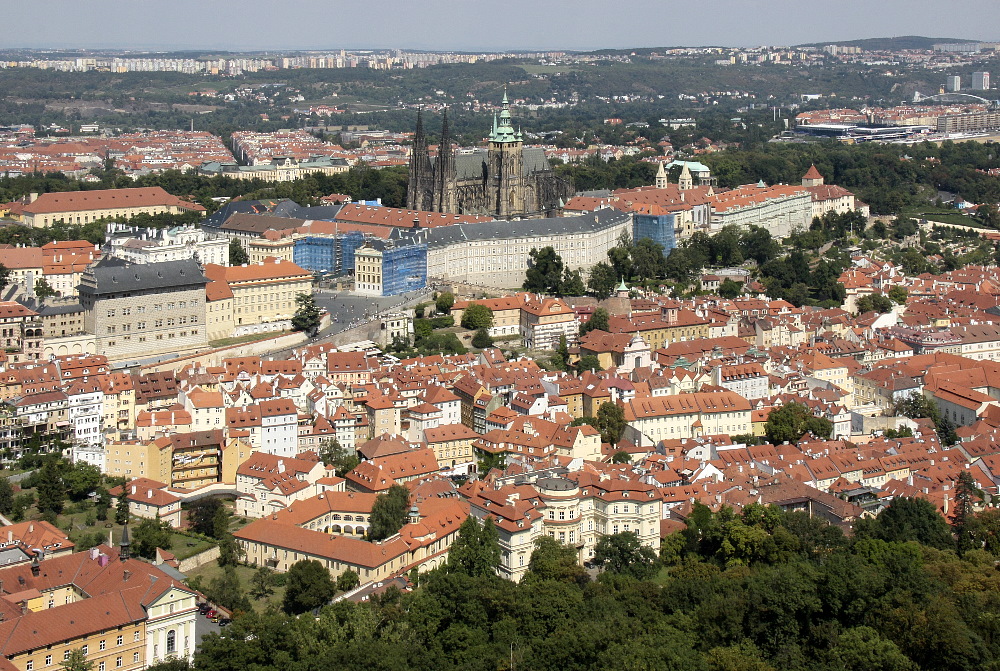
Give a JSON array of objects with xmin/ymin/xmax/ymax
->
[
  {"xmin": 0, "ymin": 35, "xmax": 984, "ymax": 54},
  {"xmin": 0, "ymin": 35, "xmax": 993, "ymax": 57},
  {"xmin": 5, "ymin": 1, "xmax": 1000, "ymax": 54}
]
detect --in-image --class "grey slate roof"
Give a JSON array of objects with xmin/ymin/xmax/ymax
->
[
  {"xmin": 219, "ymin": 213, "xmax": 308, "ymax": 235},
  {"xmin": 440, "ymin": 147, "xmax": 554, "ymax": 181},
  {"xmin": 80, "ymin": 257, "xmax": 208, "ymax": 296},
  {"xmin": 392, "ymin": 207, "xmax": 631, "ymax": 250}
]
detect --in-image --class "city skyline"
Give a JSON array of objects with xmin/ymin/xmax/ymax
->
[{"xmin": 8, "ymin": 0, "xmax": 1000, "ymax": 52}]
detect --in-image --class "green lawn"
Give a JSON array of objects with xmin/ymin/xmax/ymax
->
[
  {"xmin": 171, "ymin": 532, "xmax": 217, "ymax": 560},
  {"xmin": 186, "ymin": 561, "xmax": 287, "ymax": 612}
]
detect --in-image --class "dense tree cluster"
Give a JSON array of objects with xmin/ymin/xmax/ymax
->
[
  {"xmin": 764, "ymin": 402, "xmax": 834, "ymax": 444},
  {"xmin": 523, "ymin": 247, "xmax": 587, "ymax": 297},
  {"xmin": 179, "ymin": 495, "xmax": 1000, "ymax": 671},
  {"xmin": 368, "ymin": 484, "xmax": 411, "ymax": 541}
]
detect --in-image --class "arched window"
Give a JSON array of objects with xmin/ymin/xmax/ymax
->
[{"xmin": 166, "ymin": 630, "xmax": 176, "ymax": 655}]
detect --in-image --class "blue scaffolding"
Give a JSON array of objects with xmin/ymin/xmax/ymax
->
[
  {"xmin": 380, "ymin": 243, "xmax": 427, "ymax": 296},
  {"xmin": 633, "ymin": 212, "xmax": 677, "ymax": 254}
]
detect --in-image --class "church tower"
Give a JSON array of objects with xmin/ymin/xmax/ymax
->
[
  {"xmin": 487, "ymin": 89, "xmax": 525, "ymax": 219},
  {"xmin": 678, "ymin": 163, "xmax": 693, "ymax": 191},
  {"xmin": 406, "ymin": 109, "xmax": 433, "ymax": 211},
  {"xmin": 655, "ymin": 161, "xmax": 668, "ymax": 189},
  {"xmin": 433, "ymin": 108, "xmax": 456, "ymax": 213}
]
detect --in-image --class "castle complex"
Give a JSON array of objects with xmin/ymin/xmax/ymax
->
[{"xmin": 407, "ymin": 91, "xmax": 572, "ymax": 219}]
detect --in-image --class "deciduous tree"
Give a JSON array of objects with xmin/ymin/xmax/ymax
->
[
  {"xmin": 460, "ymin": 303, "xmax": 493, "ymax": 330},
  {"xmin": 523, "ymin": 246, "xmax": 564, "ymax": 294},
  {"xmin": 368, "ymin": 484, "xmax": 410, "ymax": 541},
  {"xmin": 471, "ymin": 328, "xmax": 493, "ymax": 349},
  {"xmin": 435, "ymin": 291, "xmax": 454, "ymax": 314},
  {"xmin": 597, "ymin": 402, "xmax": 626, "ymax": 445},
  {"xmin": 764, "ymin": 402, "xmax": 832, "ymax": 444},
  {"xmin": 594, "ymin": 532, "xmax": 658, "ymax": 579},
  {"xmin": 131, "ymin": 518, "xmax": 172, "ymax": 559},
  {"xmin": 282, "ymin": 559, "xmax": 335, "ymax": 614},
  {"xmin": 228, "ymin": 238, "xmax": 249, "ymax": 266},
  {"xmin": 588, "ymin": 262, "xmax": 616, "ymax": 299}
]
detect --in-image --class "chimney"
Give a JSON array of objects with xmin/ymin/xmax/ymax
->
[
  {"xmin": 131, "ymin": 485, "xmax": 136, "ymax": 495},
  {"xmin": 123, "ymin": 570, "xmax": 132, "ymax": 582},
  {"xmin": 147, "ymin": 489, "xmax": 153, "ymax": 498},
  {"xmin": 19, "ymin": 601, "xmax": 27, "ymax": 615},
  {"xmin": 28, "ymin": 192, "xmax": 38, "ymax": 204},
  {"xmin": 5, "ymin": 531, "xmax": 10, "ymax": 543},
  {"xmin": 277, "ymin": 460, "xmax": 285, "ymax": 473}
]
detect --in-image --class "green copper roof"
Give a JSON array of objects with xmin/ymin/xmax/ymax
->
[
  {"xmin": 616, "ymin": 278, "xmax": 628, "ymax": 291},
  {"xmin": 488, "ymin": 88, "xmax": 520, "ymax": 143}
]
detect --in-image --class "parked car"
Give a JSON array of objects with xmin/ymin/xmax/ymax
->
[
  {"xmin": 205, "ymin": 609, "xmax": 217, "ymax": 619},
  {"xmin": 218, "ymin": 618, "xmax": 232, "ymax": 627}
]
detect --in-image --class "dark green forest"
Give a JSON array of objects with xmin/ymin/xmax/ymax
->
[{"xmin": 158, "ymin": 497, "xmax": 1000, "ymax": 671}]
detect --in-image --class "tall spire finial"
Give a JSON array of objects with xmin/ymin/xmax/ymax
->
[{"xmin": 119, "ymin": 522, "xmax": 131, "ymax": 561}]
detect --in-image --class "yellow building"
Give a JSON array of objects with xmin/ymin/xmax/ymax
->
[
  {"xmin": 101, "ymin": 373, "xmax": 136, "ymax": 438},
  {"xmin": 424, "ymin": 423, "xmax": 479, "ymax": 469},
  {"xmin": 354, "ymin": 245, "xmax": 383, "ymax": 296},
  {"xmin": 608, "ymin": 310, "xmax": 710, "ymax": 350},
  {"xmin": 0, "ymin": 546, "xmax": 198, "ymax": 671},
  {"xmin": 247, "ymin": 230, "xmax": 295, "ymax": 264},
  {"xmin": 104, "ymin": 430, "xmax": 252, "ymax": 489},
  {"xmin": 203, "ymin": 260, "xmax": 312, "ymax": 330},
  {"xmin": 21, "ymin": 187, "xmax": 203, "ymax": 228}
]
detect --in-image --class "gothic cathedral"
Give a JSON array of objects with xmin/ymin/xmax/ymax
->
[{"xmin": 407, "ymin": 91, "xmax": 572, "ymax": 219}]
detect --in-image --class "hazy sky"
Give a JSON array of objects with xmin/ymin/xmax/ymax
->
[{"xmin": 7, "ymin": 0, "xmax": 1000, "ymax": 52}]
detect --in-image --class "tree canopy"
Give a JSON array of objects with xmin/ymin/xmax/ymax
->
[
  {"xmin": 282, "ymin": 559, "xmax": 336, "ymax": 615},
  {"xmin": 460, "ymin": 303, "xmax": 493, "ymax": 331},
  {"xmin": 368, "ymin": 484, "xmax": 410, "ymax": 541},
  {"xmin": 764, "ymin": 402, "xmax": 833, "ymax": 444},
  {"xmin": 291, "ymin": 293, "xmax": 322, "ymax": 334}
]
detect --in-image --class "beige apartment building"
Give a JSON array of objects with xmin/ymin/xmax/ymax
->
[
  {"xmin": 203, "ymin": 259, "xmax": 312, "ymax": 329},
  {"xmin": 354, "ymin": 245, "xmax": 383, "ymax": 296},
  {"xmin": 21, "ymin": 187, "xmax": 203, "ymax": 227},
  {"xmin": 246, "ymin": 230, "xmax": 295, "ymax": 264},
  {"xmin": 467, "ymin": 469, "xmax": 661, "ymax": 582},
  {"xmin": 622, "ymin": 391, "xmax": 753, "ymax": 444},
  {"xmin": 78, "ymin": 257, "xmax": 209, "ymax": 363}
]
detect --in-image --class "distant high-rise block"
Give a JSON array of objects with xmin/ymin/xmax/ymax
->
[
  {"xmin": 946, "ymin": 75, "xmax": 962, "ymax": 93},
  {"xmin": 973, "ymin": 71, "xmax": 990, "ymax": 91}
]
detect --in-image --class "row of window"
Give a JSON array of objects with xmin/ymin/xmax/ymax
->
[
  {"xmin": 106, "ymin": 329, "xmax": 199, "ymax": 347},
  {"xmin": 106, "ymin": 300, "xmax": 199, "ymax": 318},
  {"xmin": 106, "ymin": 315, "xmax": 200, "ymax": 334}
]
